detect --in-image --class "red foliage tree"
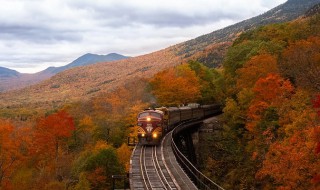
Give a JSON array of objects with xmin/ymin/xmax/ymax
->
[
  {"xmin": 32, "ymin": 110, "xmax": 75, "ymax": 176},
  {"xmin": 246, "ymin": 74, "xmax": 294, "ymax": 132},
  {"xmin": 313, "ymin": 94, "xmax": 320, "ymax": 117},
  {"xmin": 312, "ymin": 94, "xmax": 320, "ymax": 185}
]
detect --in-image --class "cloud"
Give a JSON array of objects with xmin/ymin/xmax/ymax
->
[{"xmin": 0, "ymin": 0, "xmax": 286, "ymax": 73}]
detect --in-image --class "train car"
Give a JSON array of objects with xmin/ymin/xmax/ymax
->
[
  {"xmin": 179, "ymin": 106, "xmax": 193, "ymax": 121},
  {"xmin": 202, "ymin": 104, "xmax": 221, "ymax": 117},
  {"xmin": 136, "ymin": 109, "xmax": 164, "ymax": 145},
  {"xmin": 167, "ymin": 107, "xmax": 181, "ymax": 127}
]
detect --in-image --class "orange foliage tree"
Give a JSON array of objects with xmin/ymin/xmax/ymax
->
[
  {"xmin": 256, "ymin": 126, "xmax": 320, "ymax": 190},
  {"xmin": 150, "ymin": 64, "xmax": 201, "ymax": 106},
  {"xmin": 0, "ymin": 120, "xmax": 31, "ymax": 189},
  {"xmin": 246, "ymin": 74, "xmax": 294, "ymax": 132},
  {"xmin": 236, "ymin": 54, "xmax": 279, "ymax": 90},
  {"xmin": 245, "ymin": 74, "xmax": 294, "ymax": 164}
]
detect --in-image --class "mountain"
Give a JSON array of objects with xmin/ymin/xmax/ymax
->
[
  {"xmin": 175, "ymin": 0, "xmax": 320, "ymax": 67},
  {"xmin": 1, "ymin": 0, "xmax": 319, "ymax": 109},
  {"xmin": 0, "ymin": 53, "xmax": 128, "ymax": 92},
  {"xmin": 41, "ymin": 53, "xmax": 129, "ymax": 74},
  {"xmin": 305, "ymin": 2, "xmax": 320, "ymax": 16},
  {"xmin": 0, "ymin": 67, "xmax": 20, "ymax": 78},
  {"xmin": 0, "ymin": 66, "xmax": 61, "ymax": 92}
]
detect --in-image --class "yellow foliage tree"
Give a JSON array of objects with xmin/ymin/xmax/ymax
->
[{"xmin": 116, "ymin": 144, "xmax": 132, "ymax": 172}]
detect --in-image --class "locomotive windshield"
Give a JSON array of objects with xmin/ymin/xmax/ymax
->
[
  {"xmin": 138, "ymin": 111, "xmax": 161, "ymax": 118},
  {"xmin": 139, "ymin": 112, "xmax": 149, "ymax": 118}
]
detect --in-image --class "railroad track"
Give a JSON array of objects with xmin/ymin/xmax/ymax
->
[
  {"xmin": 139, "ymin": 145, "xmax": 178, "ymax": 190},
  {"xmin": 130, "ymin": 131, "xmax": 197, "ymax": 190}
]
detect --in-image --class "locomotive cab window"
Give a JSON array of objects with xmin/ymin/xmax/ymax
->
[
  {"xmin": 138, "ymin": 112, "xmax": 162, "ymax": 118},
  {"xmin": 138, "ymin": 113, "xmax": 149, "ymax": 118}
]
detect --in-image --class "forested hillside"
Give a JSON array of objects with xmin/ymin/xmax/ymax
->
[
  {"xmin": 0, "ymin": 80, "xmax": 151, "ymax": 189},
  {"xmin": 198, "ymin": 13, "xmax": 320, "ymax": 189},
  {"xmin": 175, "ymin": 0, "xmax": 320, "ymax": 68},
  {"xmin": 1, "ymin": 1, "xmax": 320, "ymax": 190}
]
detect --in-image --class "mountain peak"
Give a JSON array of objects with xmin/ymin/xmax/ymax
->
[
  {"xmin": 0, "ymin": 67, "xmax": 20, "ymax": 77},
  {"xmin": 41, "ymin": 53, "xmax": 129, "ymax": 75}
]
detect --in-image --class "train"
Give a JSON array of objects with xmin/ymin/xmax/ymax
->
[{"xmin": 136, "ymin": 104, "xmax": 221, "ymax": 145}]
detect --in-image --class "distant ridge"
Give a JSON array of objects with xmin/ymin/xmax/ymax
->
[
  {"xmin": 0, "ymin": 53, "xmax": 128, "ymax": 92},
  {"xmin": 0, "ymin": 67, "xmax": 20, "ymax": 78},
  {"xmin": 41, "ymin": 53, "xmax": 129, "ymax": 74}
]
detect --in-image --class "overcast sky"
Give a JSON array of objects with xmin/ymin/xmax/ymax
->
[{"xmin": 0, "ymin": 0, "xmax": 286, "ymax": 73}]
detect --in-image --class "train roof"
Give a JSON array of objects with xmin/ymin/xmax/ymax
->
[
  {"xmin": 201, "ymin": 104, "xmax": 220, "ymax": 108},
  {"xmin": 139, "ymin": 109, "xmax": 164, "ymax": 115},
  {"xmin": 167, "ymin": 107, "xmax": 180, "ymax": 111},
  {"xmin": 179, "ymin": 106, "xmax": 192, "ymax": 110}
]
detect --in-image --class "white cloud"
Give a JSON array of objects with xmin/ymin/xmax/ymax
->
[{"xmin": 0, "ymin": 0, "xmax": 286, "ymax": 73}]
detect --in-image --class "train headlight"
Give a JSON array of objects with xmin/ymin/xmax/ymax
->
[
  {"xmin": 147, "ymin": 117, "xmax": 151, "ymax": 122},
  {"xmin": 141, "ymin": 133, "xmax": 145, "ymax": 137},
  {"xmin": 152, "ymin": 133, "xmax": 158, "ymax": 138}
]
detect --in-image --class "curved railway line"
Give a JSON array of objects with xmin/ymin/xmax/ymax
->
[{"xmin": 130, "ymin": 130, "xmax": 198, "ymax": 190}]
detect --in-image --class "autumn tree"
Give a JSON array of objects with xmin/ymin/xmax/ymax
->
[
  {"xmin": 32, "ymin": 110, "xmax": 75, "ymax": 179},
  {"xmin": 277, "ymin": 89, "xmax": 317, "ymax": 137},
  {"xmin": 236, "ymin": 54, "xmax": 279, "ymax": 90},
  {"xmin": 72, "ymin": 144, "xmax": 124, "ymax": 190},
  {"xmin": 257, "ymin": 126, "xmax": 320, "ymax": 189},
  {"xmin": 88, "ymin": 79, "xmax": 151, "ymax": 147},
  {"xmin": 313, "ymin": 94, "xmax": 320, "ymax": 117},
  {"xmin": 188, "ymin": 60, "xmax": 218, "ymax": 103},
  {"xmin": 246, "ymin": 74, "xmax": 294, "ymax": 132},
  {"xmin": 313, "ymin": 94, "xmax": 320, "ymax": 186},
  {"xmin": 150, "ymin": 64, "xmax": 201, "ymax": 106},
  {"xmin": 116, "ymin": 144, "xmax": 132, "ymax": 172},
  {"xmin": 245, "ymin": 74, "xmax": 294, "ymax": 161},
  {"xmin": 280, "ymin": 36, "xmax": 320, "ymax": 91},
  {"xmin": 76, "ymin": 115, "xmax": 96, "ymax": 147},
  {"xmin": 206, "ymin": 15, "xmax": 320, "ymax": 189},
  {"xmin": 0, "ymin": 120, "xmax": 32, "ymax": 189}
]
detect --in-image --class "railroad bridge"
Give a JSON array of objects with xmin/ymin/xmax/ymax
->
[{"xmin": 128, "ymin": 117, "xmax": 225, "ymax": 190}]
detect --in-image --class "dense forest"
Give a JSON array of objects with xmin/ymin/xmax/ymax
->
[
  {"xmin": 1, "ymin": 10, "xmax": 320, "ymax": 190},
  {"xmin": 201, "ymin": 14, "xmax": 320, "ymax": 189},
  {"xmin": 0, "ymin": 80, "xmax": 150, "ymax": 189}
]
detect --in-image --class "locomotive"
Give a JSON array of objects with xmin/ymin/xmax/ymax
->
[{"xmin": 136, "ymin": 104, "xmax": 221, "ymax": 145}]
